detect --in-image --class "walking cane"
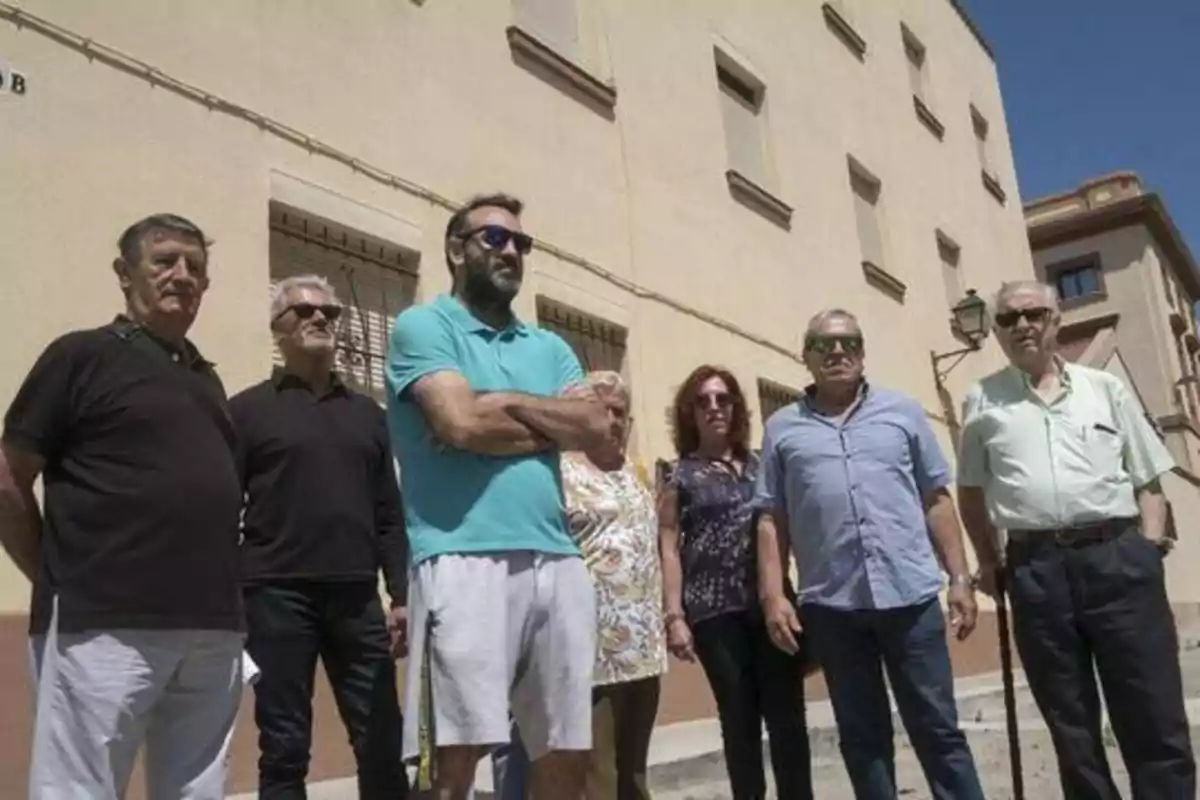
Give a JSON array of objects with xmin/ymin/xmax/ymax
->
[{"xmin": 994, "ymin": 566, "xmax": 1025, "ymax": 800}]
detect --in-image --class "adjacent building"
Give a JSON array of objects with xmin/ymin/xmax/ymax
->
[
  {"xmin": 1026, "ymin": 172, "xmax": 1200, "ymax": 627},
  {"xmin": 0, "ymin": 0, "xmax": 1032, "ymax": 792}
]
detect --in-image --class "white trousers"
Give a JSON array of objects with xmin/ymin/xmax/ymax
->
[{"xmin": 27, "ymin": 605, "xmax": 245, "ymax": 800}]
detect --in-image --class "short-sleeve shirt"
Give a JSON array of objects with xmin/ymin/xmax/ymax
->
[
  {"xmin": 385, "ymin": 294, "xmax": 584, "ymax": 564},
  {"xmin": 753, "ymin": 384, "xmax": 948, "ymax": 611},
  {"xmin": 670, "ymin": 454, "xmax": 760, "ymax": 624},
  {"xmin": 2, "ymin": 320, "xmax": 243, "ymax": 634},
  {"xmin": 958, "ymin": 361, "xmax": 1174, "ymax": 530}
]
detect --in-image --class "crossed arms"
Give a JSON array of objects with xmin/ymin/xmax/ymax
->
[{"xmin": 409, "ymin": 370, "xmax": 622, "ymax": 469}]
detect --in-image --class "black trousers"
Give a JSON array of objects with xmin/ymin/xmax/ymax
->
[
  {"xmin": 692, "ymin": 610, "xmax": 813, "ymax": 800},
  {"xmin": 244, "ymin": 581, "xmax": 408, "ymax": 800},
  {"xmin": 1008, "ymin": 528, "xmax": 1195, "ymax": 799}
]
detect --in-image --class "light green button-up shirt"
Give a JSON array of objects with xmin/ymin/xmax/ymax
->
[{"xmin": 958, "ymin": 361, "xmax": 1174, "ymax": 530}]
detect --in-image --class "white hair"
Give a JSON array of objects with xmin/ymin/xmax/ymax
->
[
  {"xmin": 993, "ymin": 280, "xmax": 1059, "ymax": 312},
  {"xmin": 806, "ymin": 308, "xmax": 860, "ymax": 333},
  {"xmin": 269, "ymin": 274, "xmax": 340, "ymax": 326},
  {"xmin": 585, "ymin": 369, "xmax": 630, "ymax": 404}
]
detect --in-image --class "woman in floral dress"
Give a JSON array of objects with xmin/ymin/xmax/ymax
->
[
  {"xmin": 562, "ymin": 370, "xmax": 668, "ymax": 800},
  {"xmin": 658, "ymin": 364, "xmax": 812, "ymax": 800}
]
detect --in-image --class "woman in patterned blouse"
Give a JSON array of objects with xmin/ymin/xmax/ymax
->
[
  {"xmin": 658, "ymin": 365, "xmax": 813, "ymax": 800},
  {"xmin": 562, "ymin": 371, "xmax": 668, "ymax": 800}
]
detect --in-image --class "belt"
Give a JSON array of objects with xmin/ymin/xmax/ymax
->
[{"xmin": 1007, "ymin": 517, "xmax": 1138, "ymax": 548}]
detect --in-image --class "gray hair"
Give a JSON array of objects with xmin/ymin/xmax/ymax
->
[
  {"xmin": 585, "ymin": 370, "xmax": 630, "ymax": 405},
  {"xmin": 269, "ymin": 274, "xmax": 339, "ymax": 325},
  {"xmin": 804, "ymin": 308, "xmax": 861, "ymax": 348},
  {"xmin": 994, "ymin": 280, "xmax": 1059, "ymax": 312}
]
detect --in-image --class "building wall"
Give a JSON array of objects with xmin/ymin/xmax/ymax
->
[{"xmin": 0, "ymin": 0, "xmax": 1032, "ymax": 791}]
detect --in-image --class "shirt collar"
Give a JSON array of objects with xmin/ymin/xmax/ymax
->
[
  {"xmin": 1010, "ymin": 356, "xmax": 1073, "ymax": 391},
  {"xmin": 802, "ymin": 380, "xmax": 870, "ymax": 412},
  {"xmin": 111, "ymin": 314, "xmax": 212, "ymax": 369},
  {"xmin": 435, "ymin": 293, "xmax": 529, "ymax": 337},
  {"xmin": 271, "ymin": 368, "xmax": 348, "ymax": 395}
]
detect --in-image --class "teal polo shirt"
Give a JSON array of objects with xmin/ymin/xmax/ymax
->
[{"xmin": 385, "ymin": 293, "xmax": 584, "ymax": 565}]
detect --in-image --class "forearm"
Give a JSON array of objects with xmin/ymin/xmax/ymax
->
[
  {"xmin": 956, "ymin": 486, "xmax": 1002, "ymax": 566},
  {"xmin": 453, "ymin": 393, "xmax": 552, "ymax": 455},
  {"xmin": 0, "ymin": 489, "xmax": 41, "ymax": 582},
  {"xmin": 503, "ymin": 393, "xmax": 606, "ymax": 451},
  {"xmin": 1136, "ymin": 480, "xmax": 1168, "ymax": 541},
  {"xmin": 756, "ymin": 511, "xmax": 790, "ymax": 602},
  {"xmin": 660, "ymin": 548, "xmax": 686, "ymax": 616},
  {"xmin": 926, "ymin": 492, "xmax": 971, "ymax": 577}
]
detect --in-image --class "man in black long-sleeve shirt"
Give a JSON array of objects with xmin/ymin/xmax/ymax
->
[{"xmin": 230, "ymin": 274, "xmax": 409, "ymax": 799}]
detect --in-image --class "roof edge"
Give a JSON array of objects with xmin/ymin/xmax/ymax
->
[{"xmin": 948, "ymin": 0, "xmax": 995, "ymax": 61}]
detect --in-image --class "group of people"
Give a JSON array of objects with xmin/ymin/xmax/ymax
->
[{"xmin": 0, "ymin": 191, "xmax": 1193, "ymax": 800}]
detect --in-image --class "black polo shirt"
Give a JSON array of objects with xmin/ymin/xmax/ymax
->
[
  {"xmin": 2, "ymin": 318, "xmax": 243, "ymax": 635},
  {"xmin": 229, "ymin": 372, "xmax": 408, "ymax": 604}
]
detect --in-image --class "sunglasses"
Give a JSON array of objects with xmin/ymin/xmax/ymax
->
[
  {"xmin": 994, "ymin": 307, "xmax": 1051, "ymax": 328},
  {"xmin": 274, "ymin": 303, "xmax": 342, "ymax": 323},
  {"xmin": 805, "ymin": 335, "xmax": 864, "ymax": 356},
  {"xmin": 461, "ymin": 224, "xmax": 534, "ymax": 256},
  {"xmin": 694, "ymin": 391, "xmax": 733, "ymax": 410}
]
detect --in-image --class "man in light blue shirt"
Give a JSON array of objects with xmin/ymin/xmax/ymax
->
[
  {"xmin": 755, "ymin": 309, "xmax": 984, "ymax": 800},
  {"xmin": 385, "ymin": 193, "xmax": 617, "ymax": 800}
]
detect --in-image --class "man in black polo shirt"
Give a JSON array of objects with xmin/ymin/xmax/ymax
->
[
  {"xmin": 230, "ymin": 274, "xmax": 409, "ymax": 799},
  {"xmin": 0, "ymin": 214, "xmax": 245, "ymax": 798}
]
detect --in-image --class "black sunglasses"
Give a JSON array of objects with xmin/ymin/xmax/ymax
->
[
  {"xmin": 994, "ymin": 307, "xmax": 1051, "ymax": 328},
  {"xmin": 274, "ymin": 303, "xmax": 342, "ymax": 323},
  {"xmin": 805, "ymin": 335, "xmax": 864, "ymax": 356},
  {"xmin": 694, "ymin": 391, "xmax": 733, "ymax": 410},
  {"xmin": 461, "ymin": 224, "xmax": 534, "ymax": 256}
]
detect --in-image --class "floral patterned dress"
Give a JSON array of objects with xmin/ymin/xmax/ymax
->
[{"xmin": 562, "ymin": 454, "xmax": 669, "ymax": 687}]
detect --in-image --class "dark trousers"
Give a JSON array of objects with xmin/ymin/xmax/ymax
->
[
  {"xmin": 244, "ymin": 581, "xmax": 408, "ymax": 800},
  {"xmin": 588, "ymin": 676, "xmax": 662, "ymax": 800},
  {"xmin": 803, "ymin": 598, "xmax": 983, "ymax": 800},
  {"xmin": 692, "ymin": 610, "xmax": 813, "ymax": 800},
  {"xmin": 1007, "ymin": 528, "xmax": 1195, "ymax": 799}
]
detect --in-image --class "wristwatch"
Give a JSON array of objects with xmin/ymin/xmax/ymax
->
[
  {"xmin": 1154, "ymin": 537, "xmax": 1175, "ymax": 557},
  {"xmin": 664, "ymin": 611, "xmax": 685, "ymax": 627},
  {"xmin": 949, "ymin": 573, "xmax": 976, "ymax": 590}
]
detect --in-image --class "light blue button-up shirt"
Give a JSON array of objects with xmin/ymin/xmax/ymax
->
[{"xmin": 753, "ymin": 384, "xmax": 948, "ymax": 611}]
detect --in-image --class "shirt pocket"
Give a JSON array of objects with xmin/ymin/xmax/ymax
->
[{"xmin": 1082, "ymin": 420, "xmax": 1125, "ymax": 479}]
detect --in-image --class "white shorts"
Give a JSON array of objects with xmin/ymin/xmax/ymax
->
[{"xmin": 402, "ymin": 552, "xmax": 596, "ymax": 770}]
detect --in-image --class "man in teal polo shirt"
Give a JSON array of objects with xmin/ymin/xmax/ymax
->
[{"xmin": 386, "ymin": 193, "xmax": 618, "ymax": 800}]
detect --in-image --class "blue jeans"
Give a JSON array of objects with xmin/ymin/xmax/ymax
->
[
  {"xmin": 803, "ymin": 598, "xmax": 983, "ymax": 800},
  {"xmin": 491, "ymin": 719, "xmax": 529, "ymax": 799}
]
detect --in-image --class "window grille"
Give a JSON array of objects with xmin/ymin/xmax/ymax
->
[{"xmin": 535, "ymin": 296, "xmax": 627, "ymax": 374}]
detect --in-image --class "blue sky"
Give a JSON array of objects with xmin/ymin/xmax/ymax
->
[{"xmin": 960, "ymin": 0, "xmax": 1200, "ymax": 253}]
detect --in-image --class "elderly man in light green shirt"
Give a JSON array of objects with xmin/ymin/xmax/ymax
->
[{"xmin": 957, "ymin": 280, "xmax": 1194, "ymax": 800}]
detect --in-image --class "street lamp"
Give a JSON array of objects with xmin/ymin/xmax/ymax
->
[{"xmin": 931, "ymin": 289, "xmax": 991, "ymax": 385}]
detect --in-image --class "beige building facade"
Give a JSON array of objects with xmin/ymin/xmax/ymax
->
[
  {"xmin": 0, "ymin": 0, "xmax": 1032, "ymax": 792},
  {"xmin": 1026, "ymin": 172, "xmax": 1200, "ymax": 625}
]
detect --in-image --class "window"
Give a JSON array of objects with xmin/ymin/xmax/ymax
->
[
  {"xmin": 535, "ymin": 297, "xmax": 627, "ymax": 374},
  {"xmin": 823, "ymin": 0, "xmax": 866, "ymax": 60},
  {"xmin": 513, "ymin": 0, "xmax": 580, "ymax": 62},
  {"xmin": 902, "ymin": 25, "xmax": 927, "ymax": 102},
  {"xmin": 1046, "ymin": 253, "xmax": 1105, "ymax": 307},
  {"xmin": 1162, "ymin": 264, "xmax": 1178, "ymax": 308},
  {"xmin": 937, "ymin": 232, "xmax": 963, "ymax": 310},
  {"xmin": 758, "ymin": 379, "xmax": 802, "ymax": 424},
  {"xmin": 269, "ymin": 203, "xmax": 419, "ymax": 403},
  {"xmin": 849, "ymin": 160, "xmax": 885, "ymax": 271},
  {"xmin": 715, "ymin": 53, "xmax": 768, "ymax": 189},
  {"xmin": 970, "ymin": 106, "xmax": 991, "ymax": 175}
]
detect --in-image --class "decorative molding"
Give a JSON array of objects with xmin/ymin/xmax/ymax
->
[
  {"xmin": 913, "ymin": 96, "xmax": 945, "ymax": 140},
  {"xmin": 1170, "ymin": 310, "xmax": 1187, "ymax": 336},
  {"xmin": 982, "ymin": 170, "xmax": 1007, "ymax": 204},
  {"xmin": 726, "ymin": 169, "xmax": 793, "ymax": 230},
  {"xmin": 506, "ymin": 25, "xmax": 617, "ymax": 112},
  {"xmin": 862, "ymin": 261, "xmax": 907, "ymax": 302},
  {"xmin": 1186, "ymin": 332, "xmax": 1199, "ymax": 354},
  {"xmin": 822, "ymin": 3, "xmax": 866, "ymax": 60}
]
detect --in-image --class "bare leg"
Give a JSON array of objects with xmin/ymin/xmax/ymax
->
[
  {"xmin": 434, "ymin": 745, "xmax": 485, "ymax": 800},
  {"xmin": 530, "ymin": 750, "xmax": 588, "ymax": 800}
]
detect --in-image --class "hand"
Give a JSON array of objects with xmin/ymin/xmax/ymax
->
[
  {"xmin": 666, "ymin": 616, "xmax": 696, "ymax": 663},
  {"xmin": 386, "ymin": 605, "xmax": 408, "ymax": 659},
  {"xmin": 947, "ymin": 582, "xmax": 978, "ymax": 641},
  {"xmin": 762, "ymin": 594, "xmax": 802, "ymax": 654}
]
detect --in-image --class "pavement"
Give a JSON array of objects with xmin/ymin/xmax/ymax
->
[{"xmin": 230, "ymin": 629, "xmax": 1200, "ymax": 799}]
